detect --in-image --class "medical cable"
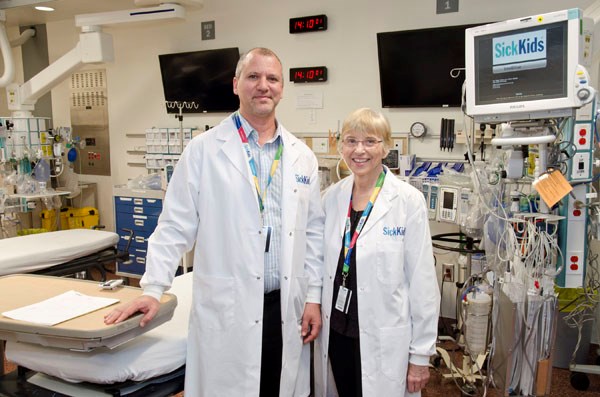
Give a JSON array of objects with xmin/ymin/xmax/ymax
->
[{"xmin": 455, "ymin": 114, "xmax": 570, "ymax": 394}]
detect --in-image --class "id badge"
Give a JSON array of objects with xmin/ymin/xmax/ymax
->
[
  {"xmin": 334, "ymin": 285, "xmax": 352, "ymax": 314},
  {"xmin": 262, "ymin": 225, "xmax": 272, "ymax": 252}
]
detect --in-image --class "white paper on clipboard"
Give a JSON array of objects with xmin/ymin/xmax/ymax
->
[{"xmin": 2, "ymin": 290, "xmax": 119, "ymax": 326}]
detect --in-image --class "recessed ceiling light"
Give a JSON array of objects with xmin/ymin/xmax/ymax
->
[{"xmin": 34, "ymin": 6, "xmax": 55, "ymax": 12}]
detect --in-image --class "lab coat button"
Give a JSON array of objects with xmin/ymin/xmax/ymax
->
[
  {"xmin": 289, "ymin": 232, "xmax": 293, "ymax": 236},
  {"xmin": 284, "ymin": 276, "xmax": 288, "ymax": 280},
  {"xmin": 257, "ymin": 276, "xmax": 261, "ymax": 280},
  {"xmin": 294, "ymin": 188, "xmax": 298, "ymax": 193},
  {"xmin": 255, "ymin": 320, "xmax": 260, "ymax": 324}
]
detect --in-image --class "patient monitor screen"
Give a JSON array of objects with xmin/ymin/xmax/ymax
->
[
  {"xmin": 442, "ymin": 190, "xmax": 455, "ymax": 209},
  {"xmin": 474, "ymin": 21, "xmax": 568, "ymax": 105}
]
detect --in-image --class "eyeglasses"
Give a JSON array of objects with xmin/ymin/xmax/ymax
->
[{"xmin": 341, "ymin": 137, "xmax": 383, "ymax": 148}]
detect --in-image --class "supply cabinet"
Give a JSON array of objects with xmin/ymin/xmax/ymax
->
[{"xmin": 113, "ymin": 187, "xmax": 164, "ymax": 278}]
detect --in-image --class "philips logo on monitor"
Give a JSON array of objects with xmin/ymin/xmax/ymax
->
[{"xmin": 492, "ymin": 30, "xmax": 546, "ymax": 74}]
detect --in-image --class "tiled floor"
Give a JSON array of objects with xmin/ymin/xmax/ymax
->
[
  {"xmin": 2, "ymin": 311, "xmax": 599, "ymax": 397},
  {"xmin": 423, "ymin": 341, "xmax": 600, "ymax": 397},
  {"xmin": 3, "ymin": 355, "xmax": 600, "ymax": 396}
]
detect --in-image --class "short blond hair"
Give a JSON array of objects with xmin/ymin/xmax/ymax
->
[
  {"xmin": 340, "ymin": 108, "xmax": 393, "ymax": 153},
  {"xmin": 235, "ymin": 47, "xmax": 282, "ymax": 79}
]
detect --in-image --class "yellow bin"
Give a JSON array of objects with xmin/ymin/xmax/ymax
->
[
  {"xmin": 40, "ymin": 207, "xmax": 74, "ymax": 231},
  {"xmin": 68, "ymin": 206, "xmax": 100, "ymax": 229}
]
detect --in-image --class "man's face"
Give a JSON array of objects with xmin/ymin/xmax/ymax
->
[{"xmin": 233, "ymin": 52, "xmax": 283, "ymax": 119}]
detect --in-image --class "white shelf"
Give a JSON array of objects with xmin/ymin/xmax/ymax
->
[
  {"xmin": 10, "ymin": 191, "xmax": 70, "ymax": 200},
  {"xmin": 127, "ymin": 162, "xmax": 146, "ymax": 167}
]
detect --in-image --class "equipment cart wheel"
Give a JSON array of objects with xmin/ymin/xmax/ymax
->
[{"xmin": 570, "ymin": 371, "xmax": 590, "ymax": 391}]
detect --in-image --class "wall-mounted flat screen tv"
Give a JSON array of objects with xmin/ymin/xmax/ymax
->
[
  {"xmin": 377, "ymin": 24, "xmax": 480, "ymax": 108},
  {"xmin": 159, "ymin": 47, "xmax": 240, "ymax": 114}
]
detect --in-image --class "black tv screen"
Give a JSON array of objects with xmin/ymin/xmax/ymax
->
[
  {"xmin": 377, "ymin": 24, "xmax": 479, "ymax": 108},
  {"xmin": 159, "ymin": 47, "xmax": 240, "ymax": 114}
]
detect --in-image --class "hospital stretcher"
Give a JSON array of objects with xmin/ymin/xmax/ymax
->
[
  {"xmin": 0, "ymin": 228, "xmax": 132, "ymax": 281},
  {"xmin": 0, "ymin": 272, "xmax": 191, "ymax": 396}
]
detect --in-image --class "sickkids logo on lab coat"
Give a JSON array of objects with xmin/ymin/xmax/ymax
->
[
  {"xmin": 295, "ymin": 174, "xmax": 310, "ymax": 184},
  {"xmin": 383, "ymin": 226, "xmax": 405, "ymax": 236},
  {"xmin": 492, "ymin": 30, "xmax": 546, "ymax": 73}
]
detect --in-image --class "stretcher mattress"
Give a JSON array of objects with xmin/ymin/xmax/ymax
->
[
  {"xmin": 5, "ymin": 272, "xmax": 192, "ymax": 384},
  {"xmin": 0, "ymin": 229, "xmax": 119, "ymax": 276}
]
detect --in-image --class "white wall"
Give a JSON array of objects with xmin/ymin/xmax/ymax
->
[
  {"xmin": 5, "ymin": 0, "xmax": 598, "ymax": 319},
  {"xmin": 37, "ymin": 0, "xmax": 592, "ymax": 230}
]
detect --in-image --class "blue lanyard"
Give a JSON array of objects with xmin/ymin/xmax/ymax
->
[
  {"xmin": 342, "ymin": 170, "xmax": 386, "ymax": 286},
  {"xmin": 232, "ymin": 113, "xmax": 283, "ymax": 213}
]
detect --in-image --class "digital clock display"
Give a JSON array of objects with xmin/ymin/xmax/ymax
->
[
  {"xmin": 289, "ymin": 14, "xmax": 327, "ymax": 34},
  {"xmin": 289, "ymin": 66, "xmax": 328, "ymax": 83}
]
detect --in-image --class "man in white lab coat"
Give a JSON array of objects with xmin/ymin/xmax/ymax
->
[{"xmin": 105, "ymin": 47, "xmax": 324, "ymax": 397}]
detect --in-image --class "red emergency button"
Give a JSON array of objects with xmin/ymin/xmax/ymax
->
[
  {"xmin": 579, "ymin": 138, "xmax": 587, "ymax": 145},
  {"xmin": 573, "ymin": 209, "xmax": 582, "ymax": 217},
  {"xmin": 571, "ymin": 256, "xmax": 579, "ymax": 262},
  {"xmin": 570, "ymin": 264, "xmax": 579, "ymax": 271},
  {"xmin": 579, "ymin": 129, "xmax": 587, "ymax": 136}
]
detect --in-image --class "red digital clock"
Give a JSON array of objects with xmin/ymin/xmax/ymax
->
[
  {"xmin": 289, "ymin": 66, "xmax": 328, "ymax": 83},
  {"xmin": 289, "ymin": 14, "xmax": 327, "ymax": 34}
]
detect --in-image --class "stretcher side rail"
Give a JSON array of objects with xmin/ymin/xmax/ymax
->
[{"xmin": 31, "ymin": 228, "xmax": 134, "ymax": 281}]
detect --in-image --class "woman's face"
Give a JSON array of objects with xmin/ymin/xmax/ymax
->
[{"xmin": 340, "ymin": 130, "xmax": 387, "ymax": 179}]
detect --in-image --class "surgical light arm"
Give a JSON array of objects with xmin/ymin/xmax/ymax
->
[
  {"xmin": 6, "ymin": 29, "xmax": 113, "ymax": 116},
  {"xmin": 3, "ymin": 3, "xmax": 186, "ymax": 117}
]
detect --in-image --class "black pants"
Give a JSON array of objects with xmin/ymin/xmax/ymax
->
[
  {"xmin": 260, "ymin": 289, "xmax": 283, "ymax": 397},
  {"xmin": 329, "ymin": 328, "xmax": 363, "ymax": 397}
]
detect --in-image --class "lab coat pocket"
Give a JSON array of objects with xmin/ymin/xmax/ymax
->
[
  {"xmin": 294, "ymin": 185, "xmax": 311, "ymax": 231},
  {"xmin": 195, "ymin": 275, "xmax": 235, "ymax": 330},
  {"xmin": 292, "ymin": 275, "xmax": 309, "ymax": 322},
  {"xmin": 376, "ymin": 241, "xmax": 404, "ymax": 285},
  {"xmin": 380, "ymin": 325, "xmax": 410, "ymax": 381}
]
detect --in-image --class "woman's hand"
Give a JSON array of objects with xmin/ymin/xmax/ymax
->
[{"xmin": 406, "ymin": 363, "xmax": 430, "ymax": 393}]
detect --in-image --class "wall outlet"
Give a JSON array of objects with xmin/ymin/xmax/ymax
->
[
  {"xmin": 312, "ymin": 137, "xmax": 329, "ymax": 153},
  {"xmin": 442, "ymin": 263, "xmax": 455, "ymax": 282},
  {"xmin": 393, "ymin": 139, "xmax": 405, "ymax": 153}
]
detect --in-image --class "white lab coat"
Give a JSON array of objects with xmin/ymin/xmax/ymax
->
[
  {"xmin": 140, "ymin": 115, "xmax": 324, "ymax": 397},
  {"xmin": 315, "ymin": 170, "xmax": 440, "ymax": 397}
]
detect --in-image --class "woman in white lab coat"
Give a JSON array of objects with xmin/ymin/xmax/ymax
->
[{"xmin": 315, "ymin": 108, "xmax": 440, "ymax": 396}]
